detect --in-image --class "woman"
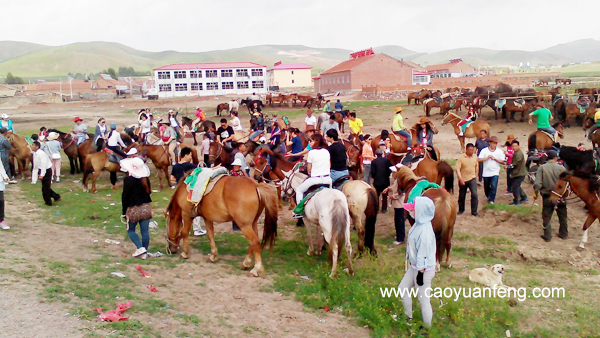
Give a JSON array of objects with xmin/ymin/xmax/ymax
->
[
  {"xmin": 230, "ymin": 111, "xmax": 243, "ymax": 141},
  {"xmin": 269, "ymin": 119, "xmax": 282, "ymax": 151},
  {"xmin": 191, "ymin": 107, "xmax": 206, "ymax": 132},
  {"xmin": 120, "ymin": 157, "xmax": 152, "ymax": 259},
  {"xmin": 138, "ymin": 113, "xmax": 151, "ymax": 143},
  {"xmin": 93, "ymin": 118, "xmax": 108, "ymax": 151},
  {"xmin": 106, "ymin": 123, "xmax": 127, "ymax": 158},
  {"xmin": 0, "ymin": 114, "xmax": 14, "ymax": 132},
  {"xmin": 457, "ymin": 106, "xmax": 477, "ymax": 137},
  {"xmin": 392, "ymin": 107, "xmax": 411, "ymax": 150},
  {"xmin": 398, "ymin": 196, "xmax": 437, "ymax": 328},
  {"xmin": 161, "ymin": 121, "xmax": 178, "ymax": 165},
  {"xmin": 72, "ymin": 117, "xmax": 88, "ymax": 145},
  {"xmin": 292, "ymin": 133, "xmax": 331, "ymax": 218},
  {"xmin": 45, "ymin": 132, "xmax": 63, "ymax": 183},
  {"xmin": 168, "ymin": 109, "xmax": 181, "ymax": 141},
  {"xmin": 362, "ymin": 134, "xmax": 375, "ymax": 183},
  {"xmin": 413, "ymin": 117, "xmax": 439, "ymax": 161}
]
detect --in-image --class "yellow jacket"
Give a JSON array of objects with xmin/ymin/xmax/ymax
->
[
  {"xmin": 392, "ymin": 113, "xmax": 405, "ymax": 131},
  {"xmin": 349, "ymin": 118, "xmax": 363, "ymax": 134},
  {"xmin": 594, "ymin": 110, "xmax": 600, "ymax": 122}
]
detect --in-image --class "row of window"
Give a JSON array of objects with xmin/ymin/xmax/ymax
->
[
  {"xmin": 157, "ymin": 69, "xmax": 263, "ymax": 80},
  {"xmin": 321, "ymin": 75, "xmax": 350, "ymax": 85},
  {"xmin": 158, "ymin": 81, "xmax": 263, "ymax": 92},
  {"xmin": 412, "ymin": 75, "xmax": 429, "ymax": 83}
]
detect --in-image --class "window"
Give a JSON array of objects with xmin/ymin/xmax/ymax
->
[
  {"xmin": 206, "ymin": 82, "xmax": 219, "ymax": 90},
  {"xmin": 252, "ymin": 81, "xmax": 264, "ymax": 89},
  {"xmin": 292, "ymin": 79, "xmax": 295, "ymax": 84},
  {"xmin": 337, "ymin": 77, "xmax": 340, "ymax": 84},
  {"xmin": 159, "ymin": 84, "xmax": 171, "ymax": 92},
  {"xmin": 236, "ymin": 69, "xmax": 248, "ymax": 77},
  {"xmin": 191, "ymin": 83, "xmax": 203, "ymax": 90},
  {"xmin": 174, "ymin": 71, "xmax": 186, "ymax": 79},
  {"xmin": 237, "ymin": 81, "xmax": 249, "ymax": 89},
  {"xmin": 413, "ymin": 75, "xmax": 428, "ymax": 83},
  {"xmin": 175, "ymin": 83, "xmax": 187, "ymax": 91},
  {"xmin": 251, "ymin": 68, "xmax": 263, "ymax": 77},
  {"xmin": 346, "ymin": 75, "xmax": 349, "ymax": 83},
  {"xmin": 158, "ymin": 71, "xmax": 170, "ymax": 80},
  {"xmin": 222, "ymin": 82, "xmax": 234, "ymax": 89},
  {"xmin": 221, "ymin": 69, "xmax": 233, "ymax": 77},
  {"xmin": 341, "ymin": 76, "xmax": 344, "ymax": 84},
  {"xmin": 291, "ymin": 70, "xmax": 294, "ymax": 75},
  {"xmin": 190, "ymin": 70, "xmax": 201, "ymax": 78},
  {"xmin": 206, "ymin": 70, "xmax": 217, "ymax": 78}
]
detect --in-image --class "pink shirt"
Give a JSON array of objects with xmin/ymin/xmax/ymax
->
[{"xmin": 506, "ymin": 147, "xmax": 514, "ymax": 165}]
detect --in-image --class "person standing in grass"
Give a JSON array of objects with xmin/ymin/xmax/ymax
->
[
  {"xmin": 0, "ymin": 128, "xmax": 12, "ymax": 181},
  {"xmin": 371, "ymin": 148, "xmax": 392, "ymax": 213},
  {"xmin": 383, "ymin": 163, "xmax": 405, "ymax": 244},
  {"xmin": 533, "ymin": 150, "xmax": 568, "ymax": 242},
  {"xmin": 0, "ymin": 156, "xmax": 10, "ymax": 230},
  {"xmin": 456, "ymin": 143, "xmax": 479, "ymax": 216},
  {"xmin": 121, "ymin": 157, "xmax": 153, "ymax": 259},
  {"xmin": 503, "ymin": 135, "xmax": 515, "ymax": 195},
  {"xmin": 361, "ymin": 134, "xmax": 375, "ymax": 184},
  {"xmin": 509, "ymin": 140, "xmax": 528, "ymax": 205},
  {"xmin": 31, "ymin": 141, "xmax": 61, "ymax": 206},
  {"xmin": 478, "ymin": 136, "xmax": 505, "ymax": 204},
  {"xmin": 475, "ymin": 130, "xmax": 490, "ymax": 186}
]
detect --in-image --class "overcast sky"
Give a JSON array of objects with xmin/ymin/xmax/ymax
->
[{"xmin": 1, "ymin": 0, "xmax": 598, "ymax": 53}]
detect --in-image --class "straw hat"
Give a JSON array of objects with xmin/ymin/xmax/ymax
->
[
  {"xmin": 232, "ymin": 158, "xmax": 243, "ymax": 167},
  {"xmin": 73, "ymin": 116, "xmax": 83, "ymax": 122},
  {"xmin": 46, "ymin": 132, "xmax": 59, "ymax": 141},
  {"xmin": 418, "ymin": 117, "xmax": 431, "ymax": 124},
  {"xmin": 395, "ymin": 106, "xmax": 403, "ymax": 113},
  {"xmin": 505, "ymin": 134, "xmax": 516, "ymax": 143},
  {"xmin": 120, "ymin": 157, "xmax": 150, "ymax": 179}
]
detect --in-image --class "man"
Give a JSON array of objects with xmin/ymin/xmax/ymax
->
[
  {"xmin": 0, "ymin": 128, "xmax": 12, "ymax": 180},
  {"xmin": 529, "ymin": 103, "xmax": 556, "ymax": 141},
  {"xmin": 475, "ymin": 130, "xmax": 490, "ymax": 186},
  {"xmin": 216, "ymin": 118, "xmax": 235, "ymax": 148},
  {"xmin": 371, "ymin": 148, "xmax": 392, "ymax": 213},
  {"xmin": 320, "ymin": 114, "xmax": 339, "ymax": 135},
  {"xmin": 325, "ymin": 129, "xmax": 348, "ymax": 182},
  {"xmin": 348, "ymin": 112, "xmax": 364, "ymax": 141},
  {"xmin": 534, "ymin": 150, "xmax": 567, "ymax": 242},
  {"xmin": 31, "ymin": 141, "xmax": 61, "ymax": 206},
  {"xmin": 233, "ymin": 142, "xmax": 250, "ymax": 177},
  {"xmin": 170, "ymin": 147, "xmax": 197, "ymax": 185},
  {"xmin": 456, "ymin": 143, "xmax": 479, "ymax": 216},
  {"xmin": 478, "ymin": 136, "xmax": 505, "ymax": 204},
  {"xmin": 335, "ymin": 99, "xmax": 343, "ymax": 113},
  {"xmin": 509, "ymin": 140, "xmax": 528, "ymax": 205},
  {"xmin": 304, "ymin": 109, "xmax": 317, "ymax": 131}
]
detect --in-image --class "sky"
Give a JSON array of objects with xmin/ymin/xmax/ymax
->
[{"xmin": 1, "ymin": 0, "xmax": 599, "ymax": 53}]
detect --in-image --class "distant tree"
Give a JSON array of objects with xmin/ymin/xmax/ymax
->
[
  {"xmin": 118, "ymin": 66, "xmax": 136, "ymax": 77},
  {"xmin": 101, "ymin": 68, "xmax": 118, "ymax": 79},
  {"xmin": 74, "ymin": 73, "xmax": 83, "ymax": 79},
  {"xmin": 5, "ymin": 72, "xmax": 24, "ymax": 84}
]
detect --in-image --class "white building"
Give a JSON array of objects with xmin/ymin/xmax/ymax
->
[{"xmin": 153, "ymin": 62, "xmax": 267, "ymax": 98}]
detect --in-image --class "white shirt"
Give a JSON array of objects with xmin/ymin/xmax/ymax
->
[
  {"xmin": 140, "ymin": 119, "xmax": 151, "ymax": 133},
  {"xmin": 169, "ymin": 116, "xmax": 179, "ymax": 128},
  {"xmin": 307, "ymin": 148, "xmax": 330, "ymax": 177},
  {"xmin": 231, "ymin": 117, "xmax": 243, "ymax": 131},
  {"xmin": 305, "ymin": 115, "xmax": 317, "ymax": 126},
  {"xmin": 32, "ymin": 149, "xmax": 52, "ymax": 184},
  {"xmin": 478, "ymin": 147, "xmax": 506, "ymax": 177},
  {"xmin": 107, "ymin": 130, "xmax": 125, "ymax": 147}
]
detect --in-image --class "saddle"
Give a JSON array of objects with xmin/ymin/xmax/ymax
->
[
  {"xmin": 433, "ymin": 97, "xmax": 443, "ymax": 104},
  {"xmin": 552, "ymin": 96, "xmax": 562, "ymax": 106},
  {"xmin": 407, "ymin": 179, "xmax": 441, "ymax": 203},
  {"xmin": 514, "ymin": 98, "xmax": 524, "ymax": 108},
  {"xmin": 423, "ymin": 98, "xmax": 434, "ymax": 105},
  {"xmin": 391, "ymin": 133, "xmax": 407, "ymax": 143},
  {"xmin": 332, "ymin": 175, "xmax": 351, "ymax": 190},
  {"xmin": 539, "ymin": 130, "xmax": 556, "ymax": 142},
  {"xmin": 103, "ymin": 148, "xmax": 123, "ymax": 164},
  {"xmin": 400, "ymin": 154, "xmax": 424, "ymax": 170},
  {"xmin": 576, "ymin": 100, "xmax": 590, "ymax": 113},
  {"xmin": 292, "ymin": 184, "xmax": 329, "ymax": 215}
]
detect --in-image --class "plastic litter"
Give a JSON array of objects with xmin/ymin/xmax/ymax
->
[
  {"xmin": 506, "ymin": 330, "xmax": 511, "ymax": 337},
  {"xmin": 149, "ymin": 220, "xmax": 159, "ymax": 229},
  {"xmin": 105, "ymin": 239, "xmax": 120, "ymax": 245},
  {"xmin": 135, "ymin": 265, "xmax": 151, "ymax": 278},
  {"xmin": 103, "ymin": 207, "xmax": 109, "ymax": 210},
  {"xmin": 94, "ymin": 300, "xmax": 132, "ymax": 322},
  {"xmin": 146, "ymin": 284, "xmax": 158, "ymax": 292},
  {"xmin": 299, "ymin": 275, "xmax": 310, "ymax": 280},
  {"xmin": 111, "ymin": 272, "xmax": 126, "ymax": 278},
  {"xmin": 110, "ymin": 203, "xmax": 116, "ymax": 206},
  {"xmin": 106, "ymin": 194, "xmax": 112, "ymax": 197}
]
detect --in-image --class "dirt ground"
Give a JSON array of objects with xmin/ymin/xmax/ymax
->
[{"xmin": 1, "ymin": 93, "xmax": 598, "ymax": 336}]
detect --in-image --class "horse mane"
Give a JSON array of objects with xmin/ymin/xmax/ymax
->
[
  {"xmin": 559, "ymin": 146, "xmax": 595, "ymax": 176},
  {"xmin": 552, "ymin": 122, "xmax": 562, "ymax": 129},
  {"xmin": 394, "ymin": 166, "xmax": 419, "ymax": 189}
]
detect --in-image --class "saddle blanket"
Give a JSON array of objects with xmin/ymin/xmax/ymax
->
[
  {"xmin": 185, "ymin": 167, "xmax": 228, "ymax": 204},
  {"xmin": 495, "ymin": 99, "xmax": 507, "ymax": 109},
  {"xmin": 391, "ymin": 132, "xmax": 407, "ymax": 142},
  {"xmin": 407, "ymin": 180, "xmax": 441, "ymax": 203},
  {"xmin": 423, "ymin": 98, "xmax": 434, "ymax": 105},
  {"xmin": 293, "ymin": 186, "xmax": 326, "ymax": 215},
  {"xmin": 540, "ymin": 130, "xmax": 555, "ymax": 141}
]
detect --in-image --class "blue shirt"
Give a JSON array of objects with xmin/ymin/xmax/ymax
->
[
  {"xmin": 335, "ymin": 102, "xmax": 343, "ymax": 111},
  {"xmin": 291, "ymin": 136, "xmax": 303, "ymax": 154}
]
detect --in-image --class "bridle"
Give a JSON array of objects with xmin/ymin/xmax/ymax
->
[
  {"xmin": 551, "ymin": 180, "xmax": 572, "ymax": 203},
  {"xmin": 209, "ymin": 142, "xmax": 223, "ymax": 163}
]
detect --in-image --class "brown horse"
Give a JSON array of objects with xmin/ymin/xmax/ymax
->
[
  {"xmin": 297, "ymin": 95, "xmax": 314, "ymax": 108},
  {"xmin": 418, "ymin": 89, "xmax": 431, "ymax": 103},
  {"xmin": 441, "ymin": 112, "xmax": 491, "ymax": 153},
  {"xmin": 181, "ymin": 116, "xmax": 216, "ymax": 146},
  {"xmin": 7, "ymin": 132, "xmax": 31, "ymax": 179},
  {"xmin": 48, "ymin": 129, "xmax": 80, "ymax": 174},
  {"xmin": 501, "ymin": 100, "xmax": 532, "ymax": 123},
  {"xmin": 527, "ymin": 123, "xmax": 564, "ymax": 152},
  {"xmin": 216, "ymin": 103, "xmax": 229, "ymax": 116},
  {"xmin": 407, "ymin": 92, "xmax": 421, "ymax": 105},
  {"xmin": 82, "ymin": 151, "xmax": 125, "ymax": 193},
  {"xmin": 393, "ymin": 166, "xmax": 457, "ymax": 271},
  {"xmin": 341, "ymin": 139, "xmax": 361, "ymax": 179},
  {"xmin": 78, "ymin": 139, "xmax": 97, "ymax": 168},
  {"xmin": 372, "ymin": 130, "xmax": 415, "ymax": 154},
  {"xmin": 252, "ymin": 148, "xmax": 298, "ymax": 209},
  {"xmin": 166, "ymin": 175, "xmax": 278, "ymax": 277},
  {"xmin": 440, "ymin": 98, "xmax": 465, "ymax": 115},
  {"xmin": 549, "ymin": 172, "xmax": 598, "ymax": 251},
  {"xmin": 132, "ymin": 143, "xmax": 198, "ymax": 190},
  {"xmin": 411, "ymin": 155, "xmax": 455, "ymax": 193},
  {"xmin": 564, "ymin": 102, "xmax": 588, "ymax": 127},
  {"xmin": 423, "ymin": 98, "xmax": 445, "ymax": 117},
  {"xmin": 208, "ymin": 142, "xmax": 233, "ymax": 167}
]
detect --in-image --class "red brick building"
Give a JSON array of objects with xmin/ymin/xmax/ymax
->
[{"xmin": 314, "ymin": 52, "xmax": 417, "ymax": 92}]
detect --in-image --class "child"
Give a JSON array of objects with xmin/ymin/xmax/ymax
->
[
  {"xmin": 201, "ymin": 133, "xmax": 211, "ymax": 166},
  {"xmin": 457, "ymin": 107, "xmax": 477, "ymax": 137},
  {"xmin": 230, "ymin": 158, "xmax": 245, "ymax": 177},
  {"xmin": 503, "ymin": 135, "xmax": 515, "ymax": 195},
  {"xmin": 384, "ymin": 164, "xmax": 405, "ymax": 244}
]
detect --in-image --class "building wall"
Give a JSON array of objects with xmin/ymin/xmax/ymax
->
[
  {"xmin": 317, "ymin": 71, "xmax": 352, "ymax": 92},
  {"xmin": 268, "ymin": 68, "xmax": 312, "ymax": 88},
  {"xmin": 449, "ymin": 62, "xmax": 476, "ymax": 75},
  {"xmin": 154, "ymin": 67, "xmax": 267, "ymax": 98},
  {"xmin": 351, "ymin": 55, "xmax": 413, "ymax": 89}
]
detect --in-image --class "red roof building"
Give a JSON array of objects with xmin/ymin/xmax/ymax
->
[{"xmin": 425, "ymin": 59, "xmax": 476, "ymax": 78}]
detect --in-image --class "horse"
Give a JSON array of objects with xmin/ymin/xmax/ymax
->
[
  {"xmin": 372, "ymin": 131, "xmax": 412, "ymax": 155},
  {"xmin": 181, "ymin": 116, "xmax": 216, "ymax": 146},
  {"xmin": 240, "ymin": 99, "xmax": 263, "ymax": 112},
  {"xmin": 527, "ymin": 123, "xmax": 564, "ymax": 152},
  {"xmin": 549, "ymin": 172, "xmax": 599, "ymax": 251},
  {"xmin": 564, "ymin": 101, "xmax": 589, "ymax": 127},
  {"xmin": 297, "ymin": 95, "xmax": 314, "ymax": 108},
  {"xmin": 165, "ymin": 175, "xmax": 278, "ymax": 277},
  {"xmin": 208, "ymin": 141, "xmax": 233, "ymax": 167},
  {"xmin": 418, "ymin": 89, "xmax": 431, "ymax": 103},
  {"xmin": 216, "ymin": 103, "xmax": 229, "ymax": 116},
  {"xmin": 393, "ymin": 166, "xmax": 457, "ymax": 271},
  {"xmin": 78, "ymin": 139, "xmax": 97, "ymax": 167},
  {"xmin": 48, "ymin": 129, "xmax": 80, "ymax": 174},
  {"xmin": 559, "ymin": 146, "xmax": 596, "ymax": 176},
  {"xmin": 501, "ymin": 100, "xmax": 532, "ymax": 123},
  {"xmin": 440, "ymin": 98, "xmax": 465, "ymax": 115},
  {"xmin": 228, "ymin": 99, "xmax": 240, "ymax": 113},
  {"xmin": 82, "ymin": 147, "xmax": 129, "ymax": 193},
  {"xmin": 7, "ymin": 132, "xmax": 31, "ymax": 179},
  {"xmin": 411, "ymin": 155, "xmax": 455, "ymax": 194},
  {"xmin": 341, "ymin": 139, "xmax": 361, "ymax": 179},
  {"xmin": 423, "ymin": 98, "xmax": 444, "ymax": 117},
  {"xmin": 407, "ymin": 92, "xmax": 421, "ymax": 105},
  {"xmin": 441, "ymin": 112, "xmax": 491, "ymax": 153},
  {"xmin": 136, "ymin": 142, "xmax": 199, "ymax": 189},
  {"xmin": 252, "ymin": 148, "xmax": 299, "ymax": 209}
]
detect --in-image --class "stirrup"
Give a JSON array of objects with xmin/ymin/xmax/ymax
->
[{"xmin": 292, "ymin": 213, "xmax": 303, "ymax": 219}]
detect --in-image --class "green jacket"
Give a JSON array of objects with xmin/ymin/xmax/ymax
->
[
  {"xmin": 510, "ymin": 149, "xmax": 527, "ymax": 178},
  {"xmin": 533, "ymin": 161, "xmax": 566, "ymax": 195}
]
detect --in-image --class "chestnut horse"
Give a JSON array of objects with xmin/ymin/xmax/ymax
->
[
  {"xmin": 78, "ymin": 139, "xmax": 97, "ymax": 168},
  {"xmin": 527, "ymin": 123, "xmax": 564, "ymax": 152},
  {"xmin": 48, "ymin": 129, "xmax": 81, "ymax": 174},
  {"xmin": 407, "ymin": 92, "xmax": 421, "ymax": 105},
  {"xmin": 252, "ymin": 148, "xmax": 298, "ymax": 209},
  {"xmin": 371, "ymin": 129, "xmax": 417, "ymax": 154},
  {"xmin": 341, "ymin": 139, "xmax": 361, "ymax": 179},
  {"xmin": 166, "ymin": 175, "xmax": 278, "ymax": 277},
  {"xmin": 501, "ymin": 100, "xmax": 532, "ymax": 123},
  {"xmin": 7, "ymin": 132, "xmax": 31, "ymax": 179},
  {"xmin": 130, "ymin": 142, "xmax": 199, "ymax": 190},
  {"xmin": 393, "ymin": 166, "xmax": 457, "ymax": 271},
  {"xmin": 216, "ymin": 103, "xmax": 229, "ymax": 116},
  {"xmin": 411, "ymin": 155, "xmax": 455, "ymax": 194},
  {"xmin": 208, "ymin": 142, "xmax": 233, "ymax": 167},
  {"xmin": 549, "ymin": 172, "xmax": 598, "ymax": 251},
  {"xmin": 441, "ymin": 112, "xmax": 491, "ymax": 153}
]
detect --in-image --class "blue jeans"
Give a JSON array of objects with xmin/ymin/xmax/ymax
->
[
  {"xmin": 483, "ymin": 175, "xmax": 499, "ymax": 203},
  {"xmin": 249, "ymin": 130, "xmax": 264, "ymax": 141},
  {"xmin": 538, "ymin": 127, "xmax": 556, "ymax": 135},
  {"xmin": 393, "ymin": 130, "xmax": 411, "ymax": 146},
  {"xmin": 330, "ymin": 169, "xmax": 349, "ymax": 183},
  {"xmin": 363, "ymin": 164, "xmax": 371, "ymax": 184},
  {"xmin": 128, "ymin": 219, "xmax": 150, "ymax": 250}
]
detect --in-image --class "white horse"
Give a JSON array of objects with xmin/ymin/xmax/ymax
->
[
  {"xmin": 284, "ymin": 170, "xmax": 354, "ymax": 278},
  {"xmin": 228, "ymin": 99, "xmax": 240, "ymax": 113},
  {"xmin": 316, "ymin": 112, "xmax": 329, "ymax": 131}
]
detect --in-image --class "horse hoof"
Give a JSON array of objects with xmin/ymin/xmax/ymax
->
[
  {"xmin": 447, "ymin": 262, "xmax": 453, "ymax": 269},
  {"xmin": 250, "ymin": 266, "xmax": 265, "ymax": 277},
  {"xmin": 576, "ymin": 246, "xmax": 585, "ymax": 252},
  {"xmin": 209, "ymin": 254, "xmax": 218, "ymax": 263},
  {"xmin": 180, "ymin": 252, "xmax": 188, "ymax": 259},
  {"xmin": 306, "ymin": 251, "xmax": 312, "ymax": 256}
]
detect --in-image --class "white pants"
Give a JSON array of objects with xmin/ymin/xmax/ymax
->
[
  {"xmin": 295, "ymin": 176, "xmax": 332, "ymax": 205},
  {"xmin": 193, "ymin": 216, "xmax": 204, "ymax": 231},
  {"xmin": 398, "ymin": 267, "xmax": 435, "ymax": 327}
]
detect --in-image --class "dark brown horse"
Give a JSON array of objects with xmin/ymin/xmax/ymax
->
[
  {"xmin": 423, "ymin": 97, "xmax": 445, "ymax": 117},
  {"xmin": 208, "ymin": 141, "xmax": 233, "ymax": 167},
  {"xmin": 77, "ymin": 139, "xmax": 97, "ymax": 169},
  {"xmin": 341, "ymin": 139, "xmax": 361, "ymax": 179},
  {"xmin": 393, "ymin": 166, "xmax": 457, "ymax": 271},
  {"xmin": 48, "ymin": 129, "xmax": 81, "ymax": 174},
  {"xmin": 181, "ymin": 116, "xmax": 216, "ymax": 146},
  {"xmin": 216, "ymin": 103, "xmax": 229, "ymax": 116},
  {"xmin": 527, "ymin": 123, "xmax": 564, "ymax": 152},
  {"xmin": 166, "ymin": 175, "xmax": 278, "ymax": 277},
  {"xmin": 501, "ymin": 100, "xmax": 532, "ymax": 123},
  {"xmin": 418, "ymin": 89, "xmax": 431, "ymax": 103}
]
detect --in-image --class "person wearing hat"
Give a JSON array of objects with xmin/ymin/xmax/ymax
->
[
  {"xmin": 533, "ymin": 150, "xmax": 568, "ymax": 242},
  {"xmin": 383, "ymin": 163, "xmax": 406, "ymax": 244},
  {"xmin": 120, "ymin": 157, "xmax": 153, "ymax": 259},
  {"xmin": 414, "ymin": 117, "xmax": 439, "ymax": 161},
  {"xmin": 371, "ymin": 148, "xmax": 392, "ymax": 213},
  {"xmin": 477, "ymin": 136, "xmax": 505, "ymax": 204},
  {"xmin": 106, "ymin": 123, "xmax": 127, "ymax": 158},
  {"xmin": 529, "ymin": 102, "xmax": 556, "ymax": 140},
  {"xmin": 508, "ymin": 140, "xmax": 528, "ymax": 205},
  {"xmin": 305, "ymin": 109, "xmax": 317, "ymax": 132},
  {"xmin": 72, "ymin": 117, "xmax": 88, "ymax": 145},
  {"xmin": 160, "ymin": 121, "xmax": 178, "ymax": 165},
  {"xmin": 588, "ymin": 107, "xmax": 600, "ymax": 141},
  {"xmin": 0, "ymin": 114, "xmax": 14, "ymax": 132},
  {"xmin": 93, "ymin": 118, "xmax": 108, "ymax": 151},
  {"xmin": 249, "ymin": 111, "xmax": 265, "ymax": 142},
  {"xmin": 457, "ymin": 106, "xmax": 477, "ymax": 137},
  {"xmin": 126, "ymin": 147, "xmax": 139, "ymax": 158},
  {"xmin": 39, "ymin": 127, "xmax": 48, "ymax": 141},
  {"xmin": 168, "ymin": 109, "xmax": 182, "ymax": 141},
  {"xmin": 392, "ymin": 107, "xmax": 411, "ymax": 150},
  {"xmin": 398, "ymin": 196, "xmax": 437, "ymax": 328},
  {"xmin": 0, "ymin": 128, "xmax": 11, "ymax": 179},
  {"xmin": 348, "ymin": 112, "xmax": 364, "ymax": 140},
  {"xmin": 31, "ymin": 141, "xmax": 61, "ymax": 206},
  {"xmin": 191, "ymin": 106, "xmax": 206, "ymax": 131},
  {"xmin": 230, "ymin": 158, "xmax": 245, "ymax": 177},
  {"xmin": 378, "ymin": 139, "xmax": 389, "ymax": 155},
  {"xmin": 45, "ymin": 132, "xmax": 63, "ymax": 183}
]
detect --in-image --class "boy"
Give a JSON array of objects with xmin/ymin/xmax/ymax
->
[{"xmin": 31, "ymin": 141, "xmax": 61, "ymax": 206}]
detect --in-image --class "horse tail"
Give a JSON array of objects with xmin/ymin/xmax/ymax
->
[
  {"xmin": 257, "ymin": 183, "xmax": 278, "ymax": 249},
  {"xmin": 437, "ymin": 161, "xmax": 455, "ymax": 194},
  {"xmin": 330, "ymin": 197, "xmax": 349, "ymax": 257},
  {"xmin": 364, "ymin": 187, "xmax": 378, "ymax": 254},
  {"xmin": 423, "ymin": 101, "xmax": 427, "ymax": 113},
  {"xmin": 528, "ymin": 133, "xmax": 537, "ymax": 152}
]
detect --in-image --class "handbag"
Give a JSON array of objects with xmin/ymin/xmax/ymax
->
[
  {"xmin": 126, "ymin": 203, "xmax": 153, "ymax": 222},
  {"xmin": 51, "ymin": 153, "xmax": 62, "ymax": 160}
]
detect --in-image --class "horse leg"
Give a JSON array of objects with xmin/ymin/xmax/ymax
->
[
  {"xmin": 352, "ymin": 212, "xmax": 365, "ymax": 255},
  {"xmin": 276, "ymin": 185, "xmax": 283, "ymax": 209},
  {"xmin": 577, "ymin": 215, "xmax": 596, "ymax": 251},
  {"xmin": 329, "ymin": 238, "xmax": 339, "ymax": 278},
  {"xmin": 91, "ymin": 171, "xmax": 100, "ymax": 194},
  {"xmin": 180, "ymin": 214, "xmax": 193, "ymax": 259},
  {"xmin": 345, "ymin": 223, "xmax": 354, "ymax": 276},
  {"xmin": 156, "ymin": 166, "xmax": 165, "ymax": 191},
  {"xmin": 305, "ymin": 219, "xmax": 315, "ymax": 256},
  {"xmin": 240, "ymin": 222, "xmax": 264, "ymax": 277},
  {"xmin": 192, "ymin": 132, "xmax": 198, "ymax": 146},
  {"xmin": 445, "ymin": 241, "xmax": 452, "ymax": 269},
  {"xmin": 205, "ymin": 220, "xmax": 219, "ymax": 262},
  {"xmin": 69, "ymin": 157, "xmax": 75, "ymax": 175}
]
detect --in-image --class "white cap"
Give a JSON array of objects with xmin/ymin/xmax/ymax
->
[
  {"xmin": 259, "ymin": 136, "xmax": 266, "ymax": 143},
  {"xmin": 1, "ymin": 114, "xmax": 8, "ymax": 119},
  {"xmin": 232, "ymin": 158, "xmax": 243, "ymax": 166},
  {"xmin": 126, "ymin": 148, "xmax": 138, "ymax": 155}
]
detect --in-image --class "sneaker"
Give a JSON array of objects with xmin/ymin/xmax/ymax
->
[
  {"xmin": 0, "ymin": 221, "xmax": 9, "ymax": 230},
  {"xmin": 8, "ymin": 180, "xmax": 17, "ymax": 184},
  {"xmin": 503, "ymin": 190, "xmax": 511, "ymax": 195},
  {"xmin": 172, "ymin": 161, "xmax": 176, "ymax": 166},
  {"xmin": 141, "ymin": 253, "xmax": 147, "ymax": 260},
  {"xmin": 194, "ymin": 229, "xmax": 207, "ymax": 236},
  {"xmin": 292, "ymin": 213, "xmax": 303, "ymax": 219},
  {"xmin": 458, "ymin": 132, "xmax": 464, "ymax": 137},
  {"xmin": 477, "ymin": 181, "xmax": 482, "ymax": 186},
  {"xmin": 522, "ymin": 198, "xmax": 529, "ymax": 203},
  {"xmin": 405, "ymin": 316, "xmax": 413, "ymax": 326},
  {"xmin": 471, "ymin": 212, "xmax": 479, "ymax": 216},
  {"xmin": 557, "ymin": 234, "xmax": 568, "ymax": 240},
  {"xmin": 508, "ymin": 202, "xmax": 519, "ymax": 206},
  {"xmin": 56, "ymin": 177, "xmax": 60, "ymax": 183},
  {"xmin": 393, "ymin": 240, "xmax": 404, "ymax": 245},
  {"xmin": 132, "ymin": 247, "xmax": 147, "ymax": 257},
  {"xmin": 540, "ymin": 235, "xmax": 551, "ymax": 242},
  {"xmin": 488, "ymin": 201, "xmax": 494, "ymax": 204},
  {"xmin": 407, "ymin": 147, "xmax": 411, "ymax": 151}
]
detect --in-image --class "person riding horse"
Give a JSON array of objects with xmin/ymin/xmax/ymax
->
[
  {"xmin": 392, "ymin": 107, "xmax": 411, "ymax": 150},
  {"xmin": 413, "ymin": 117, "xmax": 439, "ymax": 161},
  {"xmin": 457, "ymin": 106, "xmax": 477, "ymax": 137},
  {"xmin": 72, "ymin": 116, "xmax": 88, "ymax": 145},
  {"xmin": 529, "ymin": 103, "xmax": 556, "ymax": 141},
  {"xmin": 588, "ymin": 107, "xmax": 600, "ymax": 141}
]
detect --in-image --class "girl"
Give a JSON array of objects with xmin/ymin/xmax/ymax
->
[
  {"xmin": 457, "ymin": 106, "xmax": 477, "ymax": 137},
  {"xmin": 362, "ymin": 134, "xmax": 375, "ymax": 183},
  {"xmin": 139, "ymin": 113, "xmax": 151, "ymax": 143},
  {"xmin": 121, "ymin": 157, "xmax": 153, "ymax": 259}
]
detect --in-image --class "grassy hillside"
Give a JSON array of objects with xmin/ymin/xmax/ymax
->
[
  {"xmin": 560, "ymin": 62, "xmax": 600, "ymax": 77},
  {"xmin": 0, "ymin": 41, "xmax": 47, "ymax": 63},
  {"xmin": 541, "ymin": 38, "xmax": 600, "ymax": 63},
  {"xmin": 410, "ymin": 47, "xmax": 569, "ymax": 67}
]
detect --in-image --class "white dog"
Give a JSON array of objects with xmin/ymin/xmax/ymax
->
[{"xmin": 469, "ymin": 264, "xmax": 508, "ymax": 289}]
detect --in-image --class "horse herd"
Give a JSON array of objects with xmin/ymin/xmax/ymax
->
[{"xmin": 215, "ymin": 93, "xmax": 326, "ymax": 116}]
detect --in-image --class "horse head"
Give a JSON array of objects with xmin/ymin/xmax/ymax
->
[
  {"xmin": 253, "ymin": 152, "xmax": 270, "ymax": 181},
  {"xmin": 208, "ymin": 142, "xmax": 221, "ymax": 164},
  {"xmin": 441, "ymin": 112, "xmax": 455, "ymax": 126},
  {"xmin": 393, "ymin": 165, "xmax": 419, "ymax": 191},
  {"xmin": 549, "ymin": 172, "xmax": 572, "ymax": 204}
]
